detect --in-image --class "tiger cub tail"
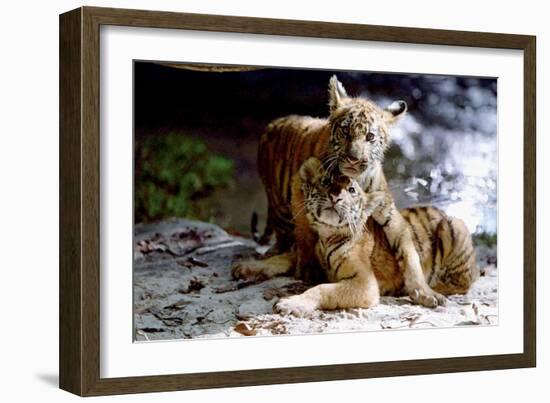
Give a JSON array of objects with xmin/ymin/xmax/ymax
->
[
  {"xmin": 431, "ymin": 216, "xmax": 480, "ymax": 295},
  {"xmin": 251, "ymin": 211, "xmax": 274, "ymax": 245}
]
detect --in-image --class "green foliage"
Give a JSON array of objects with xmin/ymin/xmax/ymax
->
[
  {"xmin": 472, "ymin": 231, "xmax": 497, "ymax": 247},
  {"xmin": 135, "ymin": 133, "xmax": 234, "ymax": 223}
]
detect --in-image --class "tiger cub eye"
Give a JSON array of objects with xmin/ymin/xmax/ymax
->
[{"xmin": 366, "ymin": 132, "xmax": 375, "ymax": 142}]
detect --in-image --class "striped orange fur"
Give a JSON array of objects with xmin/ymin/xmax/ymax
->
[
  {"xmin": 234, "ymin": 157, "xmax": 479, "ymax": 315},
  {"xmin": 247, "ymin": 76, "xmax": 448, "ymax": 307}
]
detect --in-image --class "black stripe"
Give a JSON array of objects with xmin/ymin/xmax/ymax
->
[
  {"xmin": 271, "ymin": 125, "xmax": 284, "ymax": 186},
  {"xmin": 410, "ymin": 222, "xmax": 423, "ymax": 257},
  {"xmin": 448, "ymin": 218, "xmax": 456, "ymax": 246},
  {"xmin": 445, "ymin": 250, "xmax": 474, "ymax": 274},
  {"xmin": 443, "ymin": 222, "xmax": 467, "ymax": 269},
  {"xmin": 328, "ymin": 233, "xmax": 345, "ymax": 244},
  {"xmin": 340, "ymin": 272, "xmax": 358, "ymax": 281},
  {"xmin": 392, "ymin": 234, "xmax": 405, "ymax": 259},
  {"xmin": 426, "ymin": 206, "xmax": 445, "ymax": 222},
  {"xmin": 333, "ymin": 259, "xmax": 345, "ymax": 278},
  {"xmin": 364, "ymin": 175, "xmax": 373, "ymax": 192},
  {"xmin": 272, "ymin": 200, "xmax": 292, "ymax": 224},
  {"xmin": 430, "ymin": 236, "xmax": 440, "ymax": 285},
  {"xmin": 326, "ymin": 239, "xmax": 349, "ymax": 269},
  {"xmin": 414, "ymin": 207, "xmax": 432, "ymax": 234},
  {"xmin": 415, "ymin": 208, "xmax": 434, "ymax": 265},
  {"xmin": 381, "ymin": 214, "xmax": 392, "ymax": 227},
  {"xmin": 392, "ymin": 230, "xmax": 406, "ymax": 253},
  {"xmin": 279, "ymin": 156, "xmax": 290, "ymax": 205},
  {"xmin": 438, "ymin": 231, "xmax": 445, "ymax": 262}
]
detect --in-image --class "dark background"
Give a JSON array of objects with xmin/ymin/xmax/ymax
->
[{"xmin": 134, "ymin": 62, "xmax": 497, "ymax": 237}]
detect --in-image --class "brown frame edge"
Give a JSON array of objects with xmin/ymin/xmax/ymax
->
[{"xmin": 59, "ymin": 6, "xmax": 536, "ymax": 396}]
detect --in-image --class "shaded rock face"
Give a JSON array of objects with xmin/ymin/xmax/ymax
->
[{"xmin": 134, "ymin": 219, "xmax": 498, "ymax": 342}]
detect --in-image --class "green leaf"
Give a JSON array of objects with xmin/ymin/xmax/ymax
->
[{"xmin": 135, "ymin": 132, "xmax": 234, "ymax": 222}]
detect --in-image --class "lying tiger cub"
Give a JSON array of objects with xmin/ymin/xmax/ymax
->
[
  {"xmin": 234, "ymin": 157, "xmax": 479, "ymax": 316},
  {"xmin": 248, "ymin": 75, "xmax": 445, "ymax": 307}
]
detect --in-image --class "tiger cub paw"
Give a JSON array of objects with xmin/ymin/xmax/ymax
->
[
  {"xmin": 231, "ymin": 260, "xmax": 270, "ymax": 282},
  {"xmin": 274, "ymin": 295, "xmax": 318, "ymax": 317},
  {"xmin": 409, "ymin": 287, "xmax": 447, "ymax": 308}
]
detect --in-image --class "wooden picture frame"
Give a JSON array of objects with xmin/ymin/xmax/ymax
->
[{"xmin": 59, "ymin": 6, "xmax": 536, "ymax": 396}]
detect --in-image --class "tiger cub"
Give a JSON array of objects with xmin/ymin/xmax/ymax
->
[
  {"xmin": 241, "ymin": 157, "xmax": 479, "ymax": 316},
  {"xmin": 250, "ymin": 75, "xmax": 445, "ymax": 307}
]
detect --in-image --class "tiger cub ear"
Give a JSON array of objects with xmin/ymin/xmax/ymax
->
[
  {"xmin": 299, "ymin": 157, "xmax": 324, "ymax": 185},
  {"xmin": 328, "ymin": 75, "xmax": 348, "ymax": 114},
  {"xmin": 383, "ymin": 100, "xmax": 407, "ymax": 124}
]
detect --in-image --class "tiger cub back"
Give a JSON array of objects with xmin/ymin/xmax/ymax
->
[
  {"xmin": 370, "ymin": 206, "xmax": 479, "ymax": 296},
  {"xmin": 256, "ymin": 116, "xmax": 331, "ymax": 251}
]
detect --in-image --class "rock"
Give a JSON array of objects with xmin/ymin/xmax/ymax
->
[{"xmin": 134, "ymin": 218, "xmax": 498, "ymax": 341}]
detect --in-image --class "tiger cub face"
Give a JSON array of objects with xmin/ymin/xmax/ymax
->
[
  {"xmin": 327, "ymin": 76, "xmax": 407, "ymax": 179},
  {"xmin": 299, "ymin": 157, "xmax": 384, "ymax": 239}
]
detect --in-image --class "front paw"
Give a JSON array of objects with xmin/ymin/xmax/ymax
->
[
  {"xmin": 274, "ymin": 295, "xmax": 318, "ymax": 317},
  {"xmin": 409, "ymin": 287, "xmax": 447, "ymax": 308},
  {"xmin": 231, "ymin": 261, "xmax": 268, "ymax": 282}
]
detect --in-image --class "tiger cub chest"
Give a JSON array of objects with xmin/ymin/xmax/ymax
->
[
  {"xmin": 356, "ymin": 163, "xmax": 384, "ymax": 193},
  {"xmin": 315, "ymin": 235, "xmax": 355, "ymax": 282}
]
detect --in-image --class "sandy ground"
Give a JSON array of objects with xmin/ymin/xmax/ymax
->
[{"xmin": 134, "ymin": 218, "xmax": 498, "ymax": 341}]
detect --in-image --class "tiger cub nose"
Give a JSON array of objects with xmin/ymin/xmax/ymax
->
[
  {"xmin": 345, "ymin": 155, "xmax": 361, "ymax": 165},
  {"xmin": 330, "ymin": 193, "xmax": 342, "ymax": 205}
]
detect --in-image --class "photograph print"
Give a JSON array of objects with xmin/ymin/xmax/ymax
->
[{"xmin": 133, "ymin": 63, "xmax": 497, "ymax": 341}]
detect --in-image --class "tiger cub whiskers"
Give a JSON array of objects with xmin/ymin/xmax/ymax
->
[
  {"xmin": 302, "ymin": 156, "xmax": 385, "ymax": 239},
  {"xmin": 299, "ymin": 157, "xmax": 388, "ymax": 282}
]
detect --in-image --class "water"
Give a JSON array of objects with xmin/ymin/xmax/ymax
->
[{"xmin": 374, "ymin": 77, "xmax": 497, "ymax": 235}]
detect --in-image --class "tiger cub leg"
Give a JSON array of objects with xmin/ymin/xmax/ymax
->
[
  {"xmin": 231, "ymin": 252, "xmax": 295, "ymax": 282},
  {"xmin": 257, "ymin": 202, "xmax": 295, "ymax": 257},
  {"xmin": 373, "ymin": 201, "xmax": 446, "ymax": 307},
  {"xmin": 430, "ymin": 217, "xmax": 479, "ymax": 295},
  {"xmin": 274, "ymin": 257, "xmax": 380, "ymax": 317},
  {"xmin": 293, "ymin": 211, "xmax": 323, "ymax": 283}
]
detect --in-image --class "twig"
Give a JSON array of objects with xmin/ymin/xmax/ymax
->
[
  {"xmin": 213, "ymin": 280, "xmax": 260, "ymax": 293},
  {"xmin": 196, "ymin": 241, "xmax": 244, "ymax": 255},
  {"xmin": 192, "ymin": 309, "xmax": 214, "ymax": 325},
  {"xmin": 136, "ymin": 330, "xmax": 150, "ymax": 341}
]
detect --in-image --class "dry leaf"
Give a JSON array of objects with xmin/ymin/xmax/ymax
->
[
  {"xmin": 163, "ymin": 300, "xmax": 192, "ymax": 311},
  {"xmin": 213, "ymin": 284, "xmax": 239, "ymax": 294},
  {"xmin": 214, "ymin": 280, "xmax": 259, "ymax": 294},
  {"xmin": 178, "ymin": 277, "xmax": 205, "ymax": 293},
  {"xmin": 187, "ymin": 277, "xmax": 205, "ymax": 292},
  {"xmin": 176, "ymin": 260, "xmax": 193, "ymax": 268},
  {"xmin": 137, "ymin": 239, "xmax": 170, "ymax": 254},
  {"xmin": 234, "ymin": 322, "xmax": 257, "ymax": 336},
  {"xmin": 176, "ymin": 257, "xmax": 208, "ymax": 268}
]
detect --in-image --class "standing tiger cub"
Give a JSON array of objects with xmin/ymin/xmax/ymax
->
[
  {"xmin": 238, "ymin": 158, "xmax": 479, "ymax": 316},
  {"xmin": 240, "ymin": 75, "xmax": 445, "ymax": 307}
]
